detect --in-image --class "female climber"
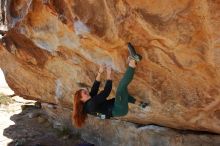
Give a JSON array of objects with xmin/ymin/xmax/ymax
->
[{"xmin": 72, "ymin": 43, "xmax": 147, "ymax": 128}]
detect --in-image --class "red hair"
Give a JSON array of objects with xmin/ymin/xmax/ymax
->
[{"xmin": 72, "ymin": 89, "xmax": 88, "ymax": 128}]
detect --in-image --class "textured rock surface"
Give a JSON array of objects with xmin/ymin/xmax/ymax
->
[
  {"xmin": 0, "ymin": 0, "xmax": 220, "ymax": 134},
  {"xmin": 42, "ymin": 103, "xmax": 220, "ymax": 146}
]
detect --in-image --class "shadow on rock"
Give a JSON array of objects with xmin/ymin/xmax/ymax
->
[{"xmin": 3, "ymin": 104, "xmax": 89, "ymax": 146}]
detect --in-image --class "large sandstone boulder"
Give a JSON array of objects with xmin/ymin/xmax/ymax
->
[
  {"xmin": 0, "ymin": 0, "xmax": 220, "ymax": 134},
  {"xmin": 42, "ymin": 103, "xmax": 220, "ymax": 146}
]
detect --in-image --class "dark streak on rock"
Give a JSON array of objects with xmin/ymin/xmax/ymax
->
[{"xmin": 3, "ymin": 28, "xmax": 51, "ymax": 68}]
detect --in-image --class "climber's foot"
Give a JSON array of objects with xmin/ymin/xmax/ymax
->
[
  {"xmin": 138, "ymin": 101, "xmax": 148, "ymax": 109},
  {"xmin": 133, "ymin": 100, "xmax": 149, "ymax": 109},
  {"xmin": 127, "ymin": 42, "xmax": 142, "ymax": 62},
  {"xmin": 128, "ymin": 54, "xmax": 142, "ymax": 62}
]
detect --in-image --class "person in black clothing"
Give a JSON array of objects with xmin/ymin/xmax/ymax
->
[{"xmin": 72, "ymin": 43, "xmax": 147, "ymax": 128}]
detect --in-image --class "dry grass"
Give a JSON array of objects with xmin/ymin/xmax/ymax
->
[{"xmin": 0, "ymin": 93, "xmax": 14, "ymax": 105}]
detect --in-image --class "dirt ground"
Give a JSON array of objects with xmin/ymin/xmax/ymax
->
[
  {"xmin": 0, "ymin": 69, "xmax": 94, "ymax": 146},
  {"xmin": 0, "ymin": 94, "xmax": 91, "ymax": 146}
]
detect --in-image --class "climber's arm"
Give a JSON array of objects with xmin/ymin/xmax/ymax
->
[
  {"xmin": 93, "ymin": 65, "xmax": 112, "ymax": 99},
  {"xmin": 90, "ymin": 80, "xmax": 100, "ymax": 97},
  {"xmin": 89, "ymin": 80, "xmax": 112, "ymax": 105},
  {"xmin": 90, "ymin": 65, "xmax": 105, "ymax": 96}
]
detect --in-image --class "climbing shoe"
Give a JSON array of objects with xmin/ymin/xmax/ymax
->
[
  {"xmin": 127, "ymin": 42, "xmax": 142, "ymax": 62},
  {"xmin": 139, "ymin": 101, "xmax": 148, "ymax": 108}
]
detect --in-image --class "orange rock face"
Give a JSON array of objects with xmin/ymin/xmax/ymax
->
[{"xmin": 0, "ymin": 0, "xmax": 220, "ymax": 133}]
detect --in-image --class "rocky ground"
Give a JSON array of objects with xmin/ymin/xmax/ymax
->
[{"xmin": 0, "ymin": 94, "xmax": 90, "ymax": 146}]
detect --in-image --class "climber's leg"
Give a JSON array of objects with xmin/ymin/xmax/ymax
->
[
  {"xmin": 112, "ymin": 66, "xmax": 135, "ymax": 117},
  {"xmin": 112, "ymin": 43, "xmax": 145, "ymax": 117}
]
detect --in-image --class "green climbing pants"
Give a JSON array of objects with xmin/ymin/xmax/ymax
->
[{"xmin": 112, "ymin": 66, "xmax": 136, "ymax": 117}]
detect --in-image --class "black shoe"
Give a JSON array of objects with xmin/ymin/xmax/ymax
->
[
  {"xmin": 139, "ymin": 101, "xmax": 148, "ymax": 108},
  {"xmin": 127, "ymin": 42, "xmax": 142, "ymax": 62}
]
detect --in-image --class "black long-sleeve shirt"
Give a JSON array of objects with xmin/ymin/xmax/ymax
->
[{"xmin": 83, "ymin": 80, "xmax": 114, "ymax": 118}]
